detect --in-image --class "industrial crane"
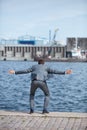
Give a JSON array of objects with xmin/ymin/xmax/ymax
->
[
  {"xmin": 52, "ymin": 28, "xmax": 59, "ymax": 45},
  {"xmin": 47, "ymin": 28, "xmax": 59, "ymax": 57}
]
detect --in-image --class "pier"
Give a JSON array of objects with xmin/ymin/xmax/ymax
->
[{"xmin": 0, "ymin": 110, "xmax": 87, "ymax": 130}]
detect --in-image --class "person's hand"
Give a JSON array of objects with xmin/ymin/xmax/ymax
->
[
  {"xmin": 9, "ymin": 70, "xmax": 15, "ymax": 74},
  {"xmin": 65, "ymin": 69, "xmax": 72, "ymax": 74}
]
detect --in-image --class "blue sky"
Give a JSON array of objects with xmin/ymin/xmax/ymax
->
[{"xmin": 0, "ymin": 0, "xmax": 87, "ymax": 43}]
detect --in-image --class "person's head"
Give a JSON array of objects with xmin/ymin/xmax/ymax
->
[{"xmin": 38, "ymin": 58, "xmax": 45, "ymax": 64}]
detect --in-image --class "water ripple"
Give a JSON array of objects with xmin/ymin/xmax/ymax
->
[{"xmin": 0, "ymin": 61, "xmax": 87, "ymax": 112}]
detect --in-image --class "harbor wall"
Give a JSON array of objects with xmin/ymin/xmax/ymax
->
[{"xmin": 0, "ymin": 45, "xmax": 66, "ymax": 61}]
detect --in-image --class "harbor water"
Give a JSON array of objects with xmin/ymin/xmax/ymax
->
[{"xmin": 0, "ymin": 61, "xmax": 87, "ymax": 113}]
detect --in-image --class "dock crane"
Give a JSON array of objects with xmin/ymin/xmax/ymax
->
[
  {"xmin": 48, "ymin": 28, "xmax": 59, "ymax": 57},
  {"xmin": 52, "ymin": 28, "xmax": 59, "ymax": 45}
]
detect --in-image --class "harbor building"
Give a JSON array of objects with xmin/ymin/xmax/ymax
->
[
  {"xmin": 66, "ymin": 37, "xmax": 87, "ymax": 58},
  {"xmin": 0, "ymin": 44, "xmax": 66, "ymax": 61},
  {"xmin": 0, "ymin": 33, "xmax": 67, "ymax": 61},
  {"xmin": 0, "ymin": 36, "xmax": 87, "ymax": 61}
]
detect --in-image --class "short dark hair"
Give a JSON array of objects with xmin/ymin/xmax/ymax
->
[{"xmin": 38, "ymin": 58, "xmax": 45, "ymax": 64}]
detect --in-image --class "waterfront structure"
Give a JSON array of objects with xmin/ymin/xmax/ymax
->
[
  {"xmin": 67, "ymin": 38, "xmax": 87, "ymax": 51},
  {"xmin": 66, "ymin": 37, "xmax": 87, "ymax": 58},
  {"xmin": 0, "ymin": 36, "xmax": 87, "ymax": 61},
  {"xmin": 0, "ymin": 110, "xmax": 87, "ymax": 130},
  {"xmin": 0, "ymin": 44, "xmax": 66, "ymax": 61}
]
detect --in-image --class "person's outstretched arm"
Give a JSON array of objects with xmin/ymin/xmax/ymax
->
[
  {"xmin": 47, "ymin": 68, "xmax": 72, "ymax": 75},
  {"xmin": 9, "ymin": 68, "xmax": 32, "ymax": 75}
]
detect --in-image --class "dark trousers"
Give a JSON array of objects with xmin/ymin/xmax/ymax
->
[{"xmin": 30, "ymin": 80, "xmax": 50, "ymax": 111}]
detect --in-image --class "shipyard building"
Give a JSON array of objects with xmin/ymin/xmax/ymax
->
[
  {"xmin": 0, "ymin": 44, "xmax": 66, "ymax": 61},
  {"xmin": 66, "ymin": 37, "xmax": 87, "ymax": 58},
  {"xmin": 0, "ymin": 36, "xmax": 66, "ymax": 61},
  {"xmin": 0, "ymin": 37, "xmax": 87, "ymax": 61}
]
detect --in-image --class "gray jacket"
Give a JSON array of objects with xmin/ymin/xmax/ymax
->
[{"xmin": 15, "ymin": 64, "xmax": 65, "ymax": 81}]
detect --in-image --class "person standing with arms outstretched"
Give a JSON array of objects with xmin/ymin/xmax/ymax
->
[{"xmin": 9, "ymin": 59, "xmax": 72, "ymax": 114}]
